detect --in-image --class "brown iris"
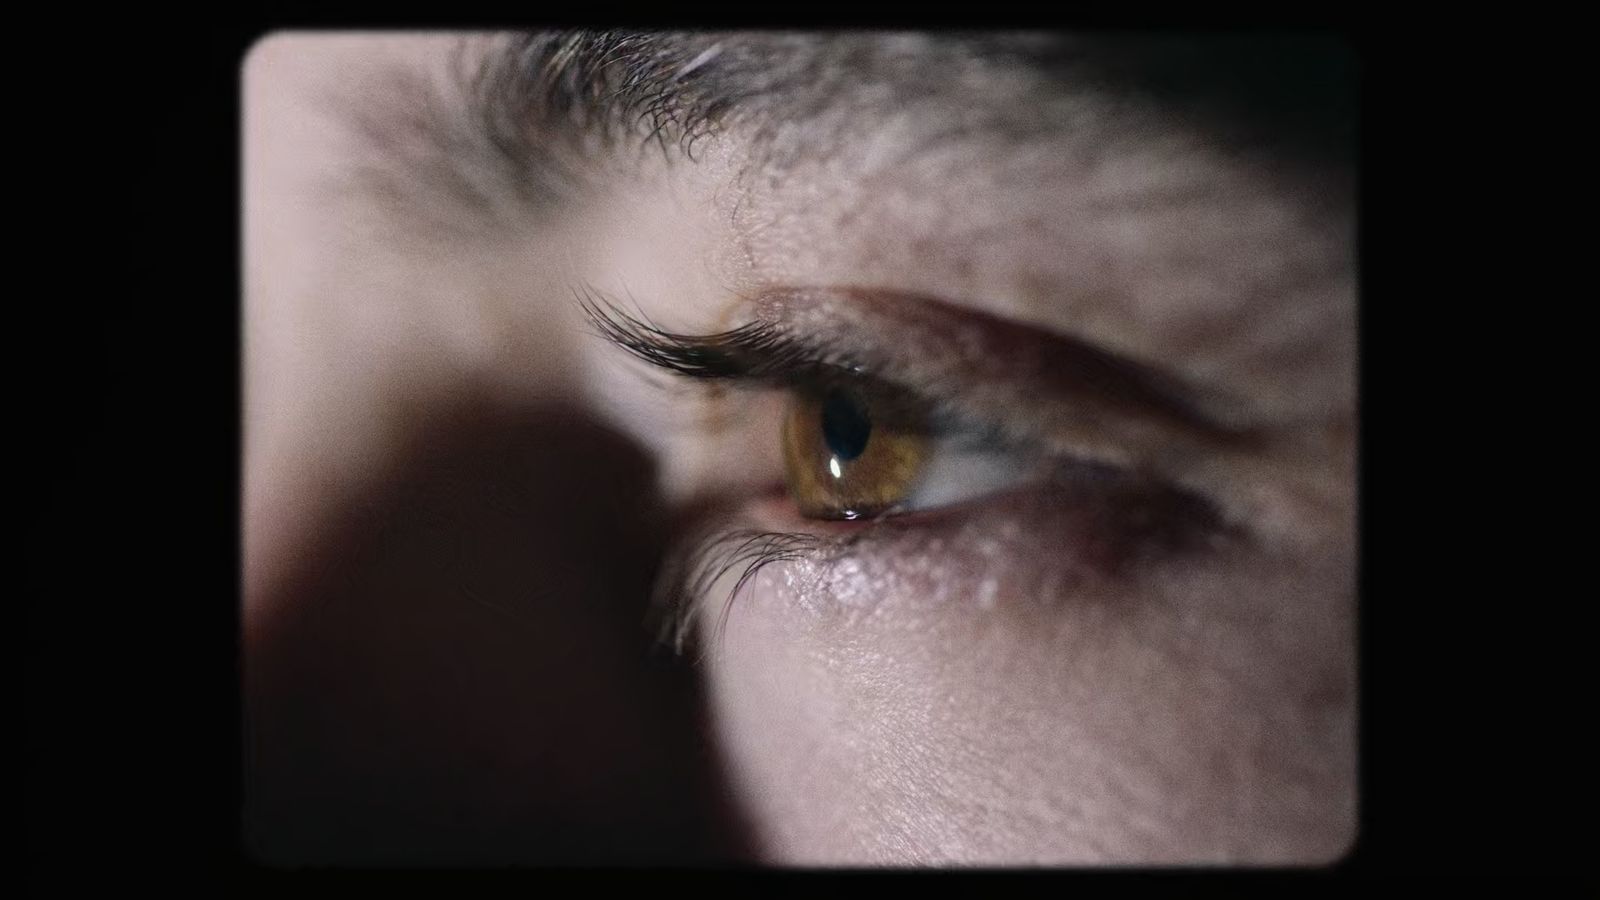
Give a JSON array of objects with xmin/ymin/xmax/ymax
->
[{"xmin": 781, "ymin": 387, "xmax": 928, "ymax": 519}]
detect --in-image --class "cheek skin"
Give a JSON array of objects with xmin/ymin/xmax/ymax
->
[{"xmin": 700, "ymin": 495, "xmax": 1356, "ymax": 864}]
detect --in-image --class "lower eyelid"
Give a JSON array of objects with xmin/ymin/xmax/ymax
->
[
  {"xmin": 751, "ymin": 471, "xmax": 1229, "ymax": 578},
  {"xmin": 656, "ymin": 472, "xmax": 1236, "ymax": 653},
  {"xmin": 689, "ymin": 487, "xmax": 1204, "ymax": 639}
]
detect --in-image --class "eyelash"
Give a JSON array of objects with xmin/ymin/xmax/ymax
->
[
  {"xmin": 578, "ymin": 288, "xmax": 996, "ymax": 443},
  {"xmin": 581, "ymin": 288, "xmax": 891, "ymax": 396},
  {"xmin": 580, "ymin": 289, "xmax": 1228, "ymax": 654},
  {"xmin": 649, "ymin": 527, "xmax": 820, "ymax": 657}
]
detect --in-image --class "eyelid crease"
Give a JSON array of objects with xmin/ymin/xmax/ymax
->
[{"xmin": 758, "ymin": 286, "xmax": 1266, "ymax": 438}]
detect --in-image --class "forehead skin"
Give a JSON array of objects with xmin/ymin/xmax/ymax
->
[{"xmin": 250, "ymin": 32, "xmax": 1356, "ymax": 864}]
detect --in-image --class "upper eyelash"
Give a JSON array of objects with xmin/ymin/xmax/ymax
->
[
  {"xmin": 578, "ymin": 287, "xmax": 994, "ymax": 442},
  {"xmin": 576, "ymin": 286, "xmax": 849, "ymax": 409},
  {"xmin": 578, "ymin": 287, "xmax": 839, "ymax": 381}
]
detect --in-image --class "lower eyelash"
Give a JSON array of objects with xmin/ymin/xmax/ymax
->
[{"xmin": 652, "ymin": 525, "xmax": 821, "ymax": 658}]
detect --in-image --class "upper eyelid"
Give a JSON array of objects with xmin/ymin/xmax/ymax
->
[{"xmin": 580, "ymin": 284, "xmax": 1264, "ymax": 466}]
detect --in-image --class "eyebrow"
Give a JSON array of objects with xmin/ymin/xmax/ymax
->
[{"xmin": 346, "ymin": 31, "xmax": 1353, "ymax": 229}]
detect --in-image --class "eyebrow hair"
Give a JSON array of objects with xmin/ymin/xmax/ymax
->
[{"xmin": 344, "ymin": 30, "xmax": 1353, "ymax": 232}]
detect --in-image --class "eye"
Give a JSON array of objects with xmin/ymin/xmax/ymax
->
[{"xmin": 780, "ymin": 385, "xmax": 1036, "ymax": 521}]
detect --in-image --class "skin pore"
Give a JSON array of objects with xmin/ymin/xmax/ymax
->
[{"xmin": 244, "ymin": 32, "xmax": 1355, "ymax": 864}]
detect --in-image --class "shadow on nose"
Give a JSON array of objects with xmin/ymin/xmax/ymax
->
[{"xmin": 243, "ymin": 396, "xmax": 752, "ymax": 865}]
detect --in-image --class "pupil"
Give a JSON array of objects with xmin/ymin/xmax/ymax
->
[{"xmin": 821, "ymin": 390, "xmax": 871, "ymax": 461}]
